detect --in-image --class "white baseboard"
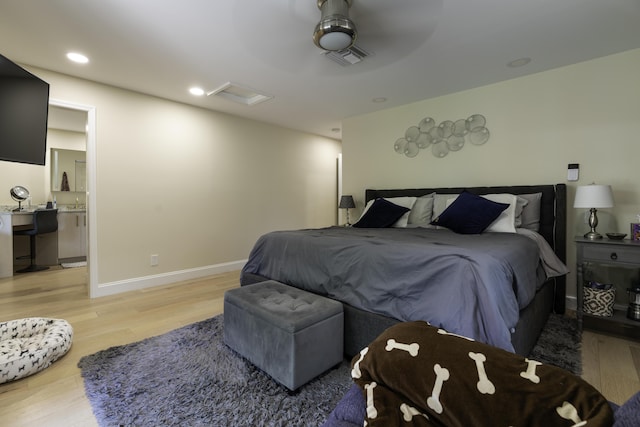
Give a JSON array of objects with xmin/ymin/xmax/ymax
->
[
  {"xmin": 91, "ymin": 260, "xmax": 246, "ymax": 298},
  {"xmin": 565, "ymin": 295, "xmax": 577, "ymax": 312}
]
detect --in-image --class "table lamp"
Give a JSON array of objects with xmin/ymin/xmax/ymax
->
[
  {"xmin": 339, "ymin": 195, "xmax": 356, "ymax": 226},
  {"xmin": 573, "ymin": 184, "xmax": 614, "ymax": 240}
]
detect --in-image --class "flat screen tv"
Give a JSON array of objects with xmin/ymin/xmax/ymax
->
[{"xmin": 0, "ymin": 53, "xmax": 50, "ymax": 166}]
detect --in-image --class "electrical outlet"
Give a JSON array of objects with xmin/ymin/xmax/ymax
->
[{"xmin": 150, "ymin": 254, "xmax": 159, "ymax": 266}]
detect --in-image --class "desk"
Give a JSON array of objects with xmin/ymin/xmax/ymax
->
[{"xmin": 0, "ymin": 209, "xmax": 58, "ymax": 278}]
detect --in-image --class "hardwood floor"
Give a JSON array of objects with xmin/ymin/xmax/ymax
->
[
  {"xmin": 582, "ymin": 328, "xmax": 640, "ymax": 406},
  {"xmin": 0, "ymin": 267, "xmax": 238, "ymax": 427},
  {"xmin": 0, "ymin": 268, "xmax": 638, "ymax": 426}
]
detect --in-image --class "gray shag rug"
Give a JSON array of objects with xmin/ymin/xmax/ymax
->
[
  {"xmin": 78, "ymin": 313, "xmax": 580, "ymax": 426},
  {"xmin": 529, "ymin": 313, "xmax": 582, "ymax": 375}
]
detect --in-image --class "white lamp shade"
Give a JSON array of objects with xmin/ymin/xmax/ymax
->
[{"xmin": 573, "ymin": 184, "xmax": 614, "ymax": 208}]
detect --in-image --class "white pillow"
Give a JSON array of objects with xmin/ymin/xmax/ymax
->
[
  {"xmin": 360, "ymin": 196, "xmax": 417, "ymax": 228},
  {"xmin": 482, "ymin": 194, "xmax": 519, "ymax": 233}
]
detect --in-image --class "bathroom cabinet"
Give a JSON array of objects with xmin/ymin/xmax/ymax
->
[{"xmin": 58, "ymin": 211, "xmax": 86, "ymax": 260}]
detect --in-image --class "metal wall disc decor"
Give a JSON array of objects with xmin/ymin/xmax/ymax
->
[
  {"xmin": 394, "ymin": 138, "xmax": 407, "ymax": 153},
  {"xmin": 404, "ymin": 142, "xmax": 420, "ymax": 157},
  {"xmin": 393, "ymin": 114, "xmax": 490, "ymax": 158},
  {"xmin": 431, "ymin": 140, "xmax": 449, "ymax": 158}
]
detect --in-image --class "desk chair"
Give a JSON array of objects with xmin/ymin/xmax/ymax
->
[{"xmin": 15, "ymin": 209, "xmax": 58, "ymax": 273}]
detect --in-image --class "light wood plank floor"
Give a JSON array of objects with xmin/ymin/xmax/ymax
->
[{"xmin": 0, "ymin": 268, "xmax": 638, "ymax": 426}]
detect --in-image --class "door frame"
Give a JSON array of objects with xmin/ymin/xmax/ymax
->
[{"xmin": 49, "ymin": 98, "xmax": 98, "ymax": 296}]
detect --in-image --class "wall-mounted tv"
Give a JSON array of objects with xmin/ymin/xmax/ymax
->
[{"xmin": 0, "ymin": 53, "xmax": 50, "ymax": 166}]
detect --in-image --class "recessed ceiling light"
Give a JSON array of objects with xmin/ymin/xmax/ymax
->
[
  {"xmin": 372, "ymin": 97, "xmax": 387, "ymax": 103},
  {"xmin": 507, "ymin": 57, "xmax": 531, "ymax": 68},
  {"xmin": 66, "ymin": 52, "xmax": 89, "ymax": 64},
  {"xmin": 189, "ymin": 87, "xmax": 205, "ymax": 96}
]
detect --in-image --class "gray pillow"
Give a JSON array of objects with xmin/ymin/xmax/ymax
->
[
  {"xmin": 514, "ymin": 196, "xmax": 529, "ymax": 228},
  {"xmin": 433, "ymin": 193, "xmax": 454, "ymax": 218},
  {"xmin": 518, "ymin": 193, "xmax": 542, "ymax": 232},
  {"xmin": 407, "ymin": 193, "xmax": 435, "ymax": 225}
]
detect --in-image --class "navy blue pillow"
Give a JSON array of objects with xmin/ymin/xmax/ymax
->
[
  {"xmin": 430, "ymin": 191, "xmax": 509, "ymax": 234},
  {"xmin": 353, "ymin": 198, "xmax": 410, "ymax": 228}
]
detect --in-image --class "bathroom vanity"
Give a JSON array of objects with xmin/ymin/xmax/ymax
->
[
  {"xmin": 0, "ymin": 207, "xmax": 86, "ymax": 277},
  {"xmin": 57, "ymin": 209, "xmax": 87, "ymax": 261}
]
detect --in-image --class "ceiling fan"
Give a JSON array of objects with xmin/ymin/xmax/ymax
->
[
  {"xmin": 234, "ymin": 0, "xmax": 442, "ymax": 72},
  {"xmin": 313, "ymin": 0, "xmax": 357, "ymax": 52},
  {"xmin": 309, "ymin": 0, "xmax": 442, "ymax": 65}
]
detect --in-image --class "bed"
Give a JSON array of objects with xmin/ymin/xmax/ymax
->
[{"xmin": 240, "ymin": 184, "xmax": 567, "ymax": 357}]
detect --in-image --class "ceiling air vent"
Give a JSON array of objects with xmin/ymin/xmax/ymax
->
[
  {"xmin": 207, "ymin": 82, "xmax": 273, "ymax": 106},
  {"xmin": 323, "ymin": 45, "xmax": 371, "ymax": 66}
]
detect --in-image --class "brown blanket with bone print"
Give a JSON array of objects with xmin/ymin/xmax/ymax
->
[{"xmin": 351, "ymin": 321, "xmax": 613, "ymax": 426}]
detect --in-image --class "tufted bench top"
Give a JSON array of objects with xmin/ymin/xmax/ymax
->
[{"xmin": 224, "ymin": 280, "xmax": 343, "ymax": 333}]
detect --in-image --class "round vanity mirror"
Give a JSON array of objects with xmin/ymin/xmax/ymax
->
[{"xmin": 10, "ymin": 186, "xmax": 29, "ymax": 211}]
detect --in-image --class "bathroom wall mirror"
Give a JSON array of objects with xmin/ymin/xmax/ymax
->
[{"xmin": 51, "ymin": 148, "xmax": 86, "ymax": 192}]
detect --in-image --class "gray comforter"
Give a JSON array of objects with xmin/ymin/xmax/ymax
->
[{"xmin": 241, "ymin": 226, "xmax": 544, "ymax": 352}]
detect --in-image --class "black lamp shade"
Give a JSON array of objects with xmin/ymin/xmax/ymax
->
[{"xmin": 339, "ymin": 195, "xmax": 355, "ymax": 209}]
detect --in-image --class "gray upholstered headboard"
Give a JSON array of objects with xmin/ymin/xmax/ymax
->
[{"xmin": 365, "ymin": 184, "xmax": 567, "ymax": 313}]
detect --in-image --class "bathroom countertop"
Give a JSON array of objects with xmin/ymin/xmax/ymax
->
[
  {"xmin": 0, "ymin": 206, "xmax": 86, "ymax": 213},
  {"xmin": 57, "ymin": 207, "xmax": 87, "ymax": 212}
]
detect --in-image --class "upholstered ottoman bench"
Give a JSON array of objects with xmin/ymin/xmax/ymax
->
[{"xmin": 223, "ymin": 280, "xmax": 344, "ymax": 391}]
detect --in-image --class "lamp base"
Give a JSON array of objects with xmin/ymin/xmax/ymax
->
[
  {"xmin": 583, "ymin": 231, "xmax": 603, "ymax": 240},
  {"xmin": 584, "ymin": 208, "xmax": 603, "ymax": 240}
]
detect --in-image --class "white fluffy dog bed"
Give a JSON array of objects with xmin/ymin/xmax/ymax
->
[{"xmin": 0, "ymin": 318, "xmax": 73, "ymax": 384}]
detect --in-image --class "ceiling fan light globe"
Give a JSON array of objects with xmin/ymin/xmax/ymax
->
[
  {"xmin": 319, "ymin": 31, "xmax": 353, "ymax": 51},
  {"xmin": 313, "ymin": 0, "xmax": 357, "ymax": 52}
]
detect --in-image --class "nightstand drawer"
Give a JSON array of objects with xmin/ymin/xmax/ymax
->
[{"xmin": 582, "ymin": 245, "xmax": 638, "ymax": 263}]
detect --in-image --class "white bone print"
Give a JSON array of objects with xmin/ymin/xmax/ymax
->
[
  {"xmin": 556, "ymin": 401, "xmax": 587, "ymax": 427},
  {"xmin": 427, "ymin": 364, "xmax": 449, "ymax": 414},
  {"xmin": 400, "ymin": 403, "xmax": 429, "ymax": 421},
  {"xmin": 468, "ymin": 352, "xmax": 495, "ymax": 394},
  {"xmin": 385, "ymin": 339, "xmax": 419, "ymax": 356},
  {"xmin": 520, "ymin": 358, "xmax": 543, "ymax": 384},
  {"xmin": 437, "ymin": 329, "xmax": 475, "ymax": 341},
  {"xmin": 351, "ymin": 347, "xmax": 368, "ymax": 379},
  {"xmin": 364, "ymin": 382, "xmax": 378, "ymax": 419}
]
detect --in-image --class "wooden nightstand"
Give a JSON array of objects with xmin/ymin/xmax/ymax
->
[{"xmin": 575, "ymin": 237, "xmax": 640, "ymax": 340}]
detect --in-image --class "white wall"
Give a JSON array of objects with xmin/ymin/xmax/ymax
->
[
  {"xmin": 342, "ymin": 49, "xmax": 640, "ymax": 306},
  {"xmin": 3, "ymin": 67, "xmax": 341, "ymax": 296},
  {"xmin": 0, "ymin": 162, "xmax": 44, "ymax": 209}
]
